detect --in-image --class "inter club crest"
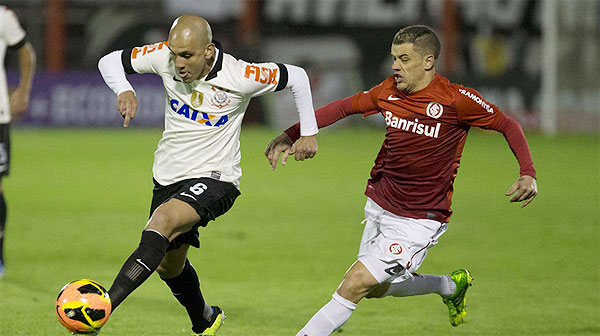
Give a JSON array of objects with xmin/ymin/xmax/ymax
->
[
  {"xmin": 389, "ymin": 243, "xmax": 403, "ymax": 255},
  {"xmin": 191, "ymin": 90, "xmax": 204, "ymax": 108},
  {"xmin": 426, "ymin": 102, "xmax": 443, "ymax": 119}
]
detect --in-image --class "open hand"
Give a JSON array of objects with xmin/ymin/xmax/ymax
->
[{"xmin": 505, "ymin": 175, "xmax": 537, "ymax": 207}]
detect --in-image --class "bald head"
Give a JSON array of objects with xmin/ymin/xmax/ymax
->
[{"xmin": 169, "ymin": 15, "xmax": 213, "ymax": 49}]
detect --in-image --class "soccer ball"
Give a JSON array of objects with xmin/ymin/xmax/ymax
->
[{"xmin": 56, "ymin": 279, "xmax": 112, "ymax": 334}]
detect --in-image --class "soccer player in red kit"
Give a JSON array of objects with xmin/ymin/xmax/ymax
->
[{"xmin": 265, "ymin": 25, "xmax": 537, "ymax": 335}]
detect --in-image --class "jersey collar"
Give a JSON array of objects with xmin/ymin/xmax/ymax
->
[
  {"xmin": 172, "ymin": 40, "xmax": 224, "ymax": 84},
  {"xmin": 204, "ymin": 40, "xmax": 223, "ymax": 81}
]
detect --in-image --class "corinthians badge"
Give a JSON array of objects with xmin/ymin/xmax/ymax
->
[{"xmin": 209, "ymin": 87, "xmax": 231, "ymax": 109}]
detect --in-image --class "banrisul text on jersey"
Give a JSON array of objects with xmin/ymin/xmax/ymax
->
[{"xmin": 384, "ymin": 111, "xmax": 441, "ymax": 138}]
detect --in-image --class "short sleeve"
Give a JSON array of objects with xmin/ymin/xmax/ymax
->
[
  {"xmin": 1, "ymin": 7, "xmax": 26, "ymax": 47},
  {"xmin": 126, "ymin": 41, "xmax": 171, "ymax": 75},
  {"xmin": 455, "ymin": 85, "xmax": 504, "ymax": 129},
  {"xmin": 240, "ymin": 61, "xmax": 283, "ymax": 98}
]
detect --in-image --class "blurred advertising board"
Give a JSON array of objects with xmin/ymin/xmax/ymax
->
[{"xmin": 8, "ymin": 71, "xmax": 165, "ymax": 127}]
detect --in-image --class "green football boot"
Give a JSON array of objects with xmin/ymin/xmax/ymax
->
[
  {"xmin": 194, "ymin": 306, "xmax": 226, "ymax": 336},
  {"xmin": 442, "ymin": 269, "xmax": 473, "ymax": 326}
]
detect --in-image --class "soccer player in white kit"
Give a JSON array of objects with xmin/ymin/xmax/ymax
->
[
  {"xmin": 0, "ymin": 6, "xmax": 36, "ymax": 278},
  {"xmin": 98, "ymin": 15, "xmax": 318, "ymax": 335}
]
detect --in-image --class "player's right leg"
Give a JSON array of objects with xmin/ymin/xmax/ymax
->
[{"xmin": 157, "ymin": 244, "xmax": 225, "ymax": 335}]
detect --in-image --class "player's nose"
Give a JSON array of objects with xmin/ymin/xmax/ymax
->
[{"xmin": 174, "ymin": 56, "xmax": 185, "ymax": 68}]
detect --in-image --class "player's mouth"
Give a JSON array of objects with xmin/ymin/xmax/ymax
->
[
  {"xmin": 394, "ymin": 74, "xmax": 403, "ymax": 83},
  {"xmin": 179, "ymin": 71, "xmax": 191, "ymax": 80}
]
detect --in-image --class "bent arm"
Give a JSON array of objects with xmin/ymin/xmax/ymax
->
[
  {"xmin": 284, "ymin": 64, "xmax": 318, "ymax": 137},
  {"xmin": 10, "ymin": 42, "xmax": 36, "ymax": 114},
  {"xmin": 492, "ymin": 114, "xmax": 536, "ymax": 178},
  {"xmin": 492, "ymin": 114, "xmax": 538, "ymax": 206},
  {"xmin": 98, "ymin": 50, "xmax": 135, "ymax": 96},
  {"xmin": 98, "ymin": 50, "xmax": 138, "ymax": 127},
  {"xmin": 16, "ymin": 42, "xmax": 35, "ymax": 93}
]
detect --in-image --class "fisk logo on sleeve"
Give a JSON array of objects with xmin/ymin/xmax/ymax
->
[
  {"xmin": 244, "ymin": 65, "xmax": 278, "ymax": 84},
  {"xmin": 132, "ymin": 41, "xmax": 169, "ymax": 59}
]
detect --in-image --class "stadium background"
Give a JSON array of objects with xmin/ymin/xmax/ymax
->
[
  {"xmin": 0, "ymin": 1, "xmax": 599, "ymax": 335},
  {"xmin": 4, "ymin": 0, "xmax": 599, "ymax": 132}
]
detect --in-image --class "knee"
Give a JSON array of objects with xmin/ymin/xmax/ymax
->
[
  {"xmin": 147, "ymin": 209, "xmax": 177, "ymax": 238},
  {"xmin": 339, "ymin": 272, "xmax": 376, "ymax": 300}
]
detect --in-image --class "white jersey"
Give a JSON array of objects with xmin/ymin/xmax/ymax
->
[
  {"xmin": 99, "ymin": 40, "xmax": 318, "ymax": 188},
  {"xmin": 0, "ymin": 6, "xmax": 27, "ymax": 124}
]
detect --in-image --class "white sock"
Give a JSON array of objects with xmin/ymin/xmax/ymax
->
[
  {"xmin": 296, "ymin": 292, "xmax": 357, "ymax": 336},
  {"xmin": 384, "ymin": 274, "xmax": 456, "ymax": 298}
]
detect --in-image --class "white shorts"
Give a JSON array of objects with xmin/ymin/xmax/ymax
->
[{"xmin": 358, "ymin": 198, "xmax": 448, "ymax": 284}]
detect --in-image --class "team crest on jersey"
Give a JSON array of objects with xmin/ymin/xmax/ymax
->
[
  {"xmin": 209, "ymin": 87, "xmax": 231, "ymax": 109},
  {"xmin": 426, "ymin": 102, "xmax": 443, "ymax": 119},
  {"xmin": 191, "ymin": 91, "xmax": 204, "ymax": 108},
  {"xmin": 389, "ymin": 243, "xmax": 403, "ymax": 255}
]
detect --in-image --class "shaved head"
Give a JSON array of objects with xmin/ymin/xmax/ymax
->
[{"xmin": 169, "ymin": 15, "xmax": 213, "ymax": 49}]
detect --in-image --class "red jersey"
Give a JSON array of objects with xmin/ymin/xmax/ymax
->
[{"xmin": 285, "ymin": 73, "xmax": 535, "ymax": 222}]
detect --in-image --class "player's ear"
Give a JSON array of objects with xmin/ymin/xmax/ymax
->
[
  {"xmin": 204, "ymin": 43, "xmax": 215, "ymax": 59},
  {"xmin": 424, "ymin": 54, "xmax": 435, "ymax": 71}
]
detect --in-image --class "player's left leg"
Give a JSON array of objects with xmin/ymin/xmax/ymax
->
[
  {"xmin": 366, "ymin": 272, "xmax": 455, "ymax": 299},
  {"xmin": 0, "ymin": 181, "xmax": 5, "ymax": 278},
  {"xmin": 157, "ymin": 244, "xmax": 223, "ymax": 334},
  {"xmin": 365, "ymin": 268, "xmax": 473, "ymax": 327},
  {"xmin": 0, "ymin": 123, "xmax": 10, "ymax": 279},
  {"xmin": 296, "ymin": 260, "xmax": 377, "ymax": 336}
]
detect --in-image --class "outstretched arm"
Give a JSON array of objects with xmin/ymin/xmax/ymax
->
[
  {"xmin": 10, "ymin": 42, "xmax": 36, "ymax": 115},
  {"xmin": 265, "ymin": 96, "xmax": 363, "ymax": 170},
  {"xmin": 98, "ymin": 50, "xmax": 137, "ymax": 127},
  {"xmin": 456, "ymin": 86, "xmax": 538, "ymax": 207},
  {"xmin": 282, "ymin": 64, "xmax": 319, "ymax": 164}
]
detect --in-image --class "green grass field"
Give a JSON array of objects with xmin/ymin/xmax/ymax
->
[{"xmin": 0, "ymin": 126, "xmax": 598, "ymax": 335}]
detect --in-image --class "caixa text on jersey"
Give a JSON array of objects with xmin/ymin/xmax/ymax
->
[{"xmin": 169, "ymin": 98, "xmax": 229, "ymax": 127}]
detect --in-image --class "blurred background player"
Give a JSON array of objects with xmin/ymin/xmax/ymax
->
[
  {"xmin": 0, "ymin": 5, "xmax": 36, "ymax": 278},
  {"xmin": 98, "ymin": 15, "xmax": 317, "ymax": 335},
  {"xmin": 266, "ymin": 25, "xmax": 538, "ymax": 335}
]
